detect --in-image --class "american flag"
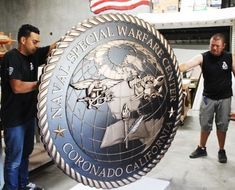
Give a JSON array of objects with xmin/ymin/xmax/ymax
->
[{"xmin": 90, "ymin": 0, "xmax": 151, "ymax": 14}]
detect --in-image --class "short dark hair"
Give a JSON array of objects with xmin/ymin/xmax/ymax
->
[
  {"xmin": 17, "ymin": 24, "xmax": 40, "ymax": 42},
  {"xmin": 211, "ymin": 33, "xmax": 226, "ymax": 43}
]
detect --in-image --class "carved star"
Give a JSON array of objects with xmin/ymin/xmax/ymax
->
[
  {"xmin": 54, "ymin": 125, "xmax": 66, "ymax": 139},
  {"xmin": 168, "ymin": 107, "xmax": 175, "ymax": 118}
]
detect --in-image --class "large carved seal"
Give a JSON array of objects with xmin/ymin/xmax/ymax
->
[{"xmin": 37, "ymin": 14, "xmax": 183, "ymax": 189}]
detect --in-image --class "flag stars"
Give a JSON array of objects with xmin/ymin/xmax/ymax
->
[{"xmin": 54, "ymin": 125, "xmax": 66, "ymax": 139}]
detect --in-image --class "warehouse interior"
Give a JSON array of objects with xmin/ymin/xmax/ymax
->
[{"xmin": 1, "ymin": 0, "xmax": 235, "ymax": 190}]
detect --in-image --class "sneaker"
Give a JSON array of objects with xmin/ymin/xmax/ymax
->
[
  {"xmin": 25, "ymin": 182, "xmax": 44, "ymax": 190},
  {"xmin": 218, "ymin": 149, "xmax": 227, "ymax": 163},
  {"xmin": 189, "ymin": 146, "xmax": 207, "ymax": 158}
]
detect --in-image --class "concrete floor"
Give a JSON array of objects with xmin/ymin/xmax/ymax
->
[
  {"xmin": 1, "ymin": 110, "xmax": 235, "ymax": 190},
  {"xmin": 148, "ymin": 110, "xmax": 235, "ymax": 190}
]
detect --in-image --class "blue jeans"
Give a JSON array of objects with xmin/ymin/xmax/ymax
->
[{"xmin": 3, "ymin": 118, "xmax": 35, "ymax": 190}]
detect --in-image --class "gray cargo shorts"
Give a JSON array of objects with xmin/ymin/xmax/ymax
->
[{"xmin": 199, "ymin": 96, "xmax": 231, "ymax": 132}]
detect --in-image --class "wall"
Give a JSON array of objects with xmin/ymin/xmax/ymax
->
[
  {"xmin": 0, "ymin": 0, "xmax": 93, "ymax": 46},
  {"xmin": 0, "ymin": 0, "xmax": 150, "ymax": 46}
]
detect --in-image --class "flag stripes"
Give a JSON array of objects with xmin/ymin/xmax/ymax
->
[{"xmin": 90, "ymin": 0, "xmax": 151, "ymax": 14}]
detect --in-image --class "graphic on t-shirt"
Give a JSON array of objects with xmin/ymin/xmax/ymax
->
[
  {"xmin": 9, "ymin": 67, "xmax": 14, "ymax": 75},
  {"xmin": 222, "ymin": 61, "xmax": 228, "ymax": 70}
]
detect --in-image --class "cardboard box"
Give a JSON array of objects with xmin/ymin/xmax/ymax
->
[
  {"xmin": 180, "ymin": 0, "xmax": 194, "ymax": 12},
  {"xmin": 208, "ymin": 0, "xmax": 222, "ymax": 8},
  {"xmin": 194, "ymin": 0, "xmax": 207, "ymax": 11},
  {"xmin": 152, "ymin": 0, "xmax": 179, "ymax": 13},
  {"xmin": 180, "ymin": 0, "xmax": 207, "ymax": 12}
]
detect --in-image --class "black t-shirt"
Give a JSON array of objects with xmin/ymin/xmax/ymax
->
[
  {"xmin": 1, "ymin": 46, "xmax": 49, "ymax": 128},
  {"xmin": 202, "ymin": 51, "xmax": 232, "ymax": 100}
]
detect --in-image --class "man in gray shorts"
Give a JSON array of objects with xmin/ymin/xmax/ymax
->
[{"xmin": 179, "ymin": 33, "xmax": 235, "ymax": 163}]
